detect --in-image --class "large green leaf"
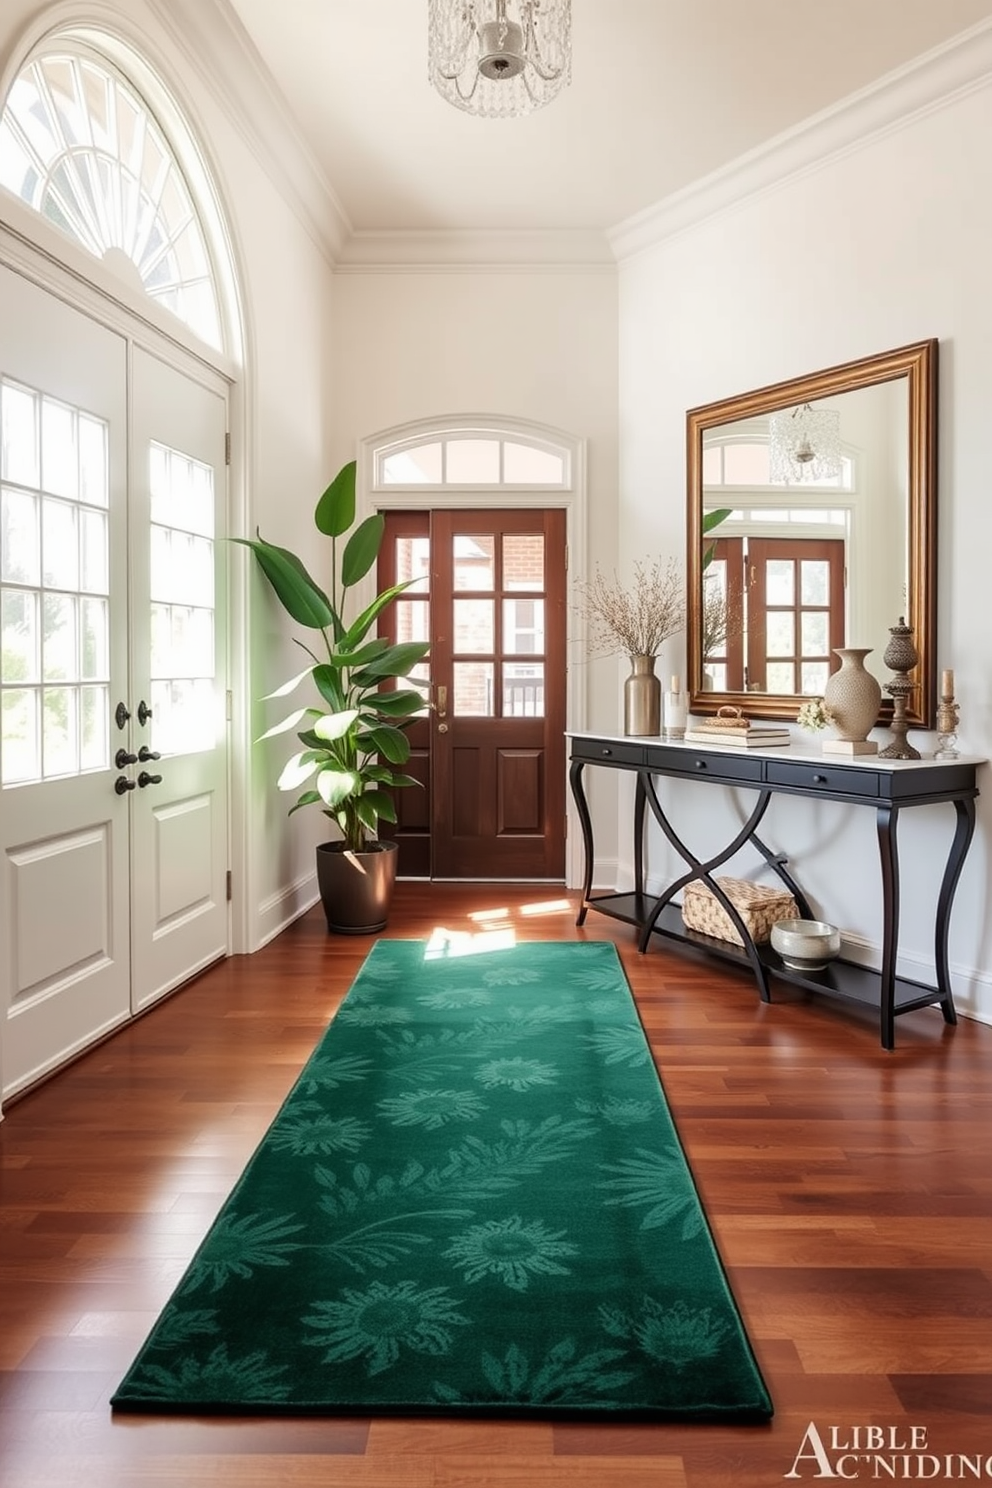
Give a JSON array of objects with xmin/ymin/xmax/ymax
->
[
  {"xmin": 702, "ymin": 507, "xmax": 734, "ymax": 533},
  {"xmin": 341, "ymin": 513, "xmax": 385, "ymax": 588},
  {"xmin": 287, "ymin": 789, "xmax": 322, "ymax": 816},
  {"xmin": 339, "ymin": 580, "xmax": 419, "ymax": 650},
  {"xmin": 313, "ymin": 709, "xmax": 359, "ymax": 742},
  {"xmin": 326, "ymin": 638, "xmax": 390, "ymax": 670},
  {"xmin": 316, "ymin": 766, "xmax": 359, "ymax": 807},
  {"xmin": 313, "ymin": 461, "xmax": 356, "ymax": 538},
  {"xmin": 358, "ymin": 789, "xmax": 397, "ymax": 826},
  {"xmin": 354, "ymin": 641, "xmax": 430, "ymax": 684},
  {"xmin": 362, "ymin": 689, "xmax": 426, "ymax": 718},
  {"xmin": 360, "ymin": 724, "xmax": 412, "ymax": 764},
  {"xmin": 233, "ymin": 536, "xmax": 334, "ymax": 629},
  {"xmin": 257, "ymin": 706, "xmax": 318, "ymax": 741}
]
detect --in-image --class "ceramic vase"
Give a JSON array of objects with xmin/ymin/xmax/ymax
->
[
  {"xmin": 823, "ymin": 647, "xmax": 882, "ymax": 743},
  {"xmin": 624, "ymin": 654, "xmax": 661, "ymax": 736}
]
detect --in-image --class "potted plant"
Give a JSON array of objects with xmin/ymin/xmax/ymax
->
[{"xmin": 237, "ymin": 460, "xmax": 429, "ymax": 933}]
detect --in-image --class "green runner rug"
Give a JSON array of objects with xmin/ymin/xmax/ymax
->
[{"xmin": 112, "ymin": 939, "xmax": 771, "ymax": 1420}]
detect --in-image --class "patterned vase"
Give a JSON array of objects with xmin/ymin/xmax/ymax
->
[
  {"xmin": 623, "ymin": 654, "xmax": 661, "ymax": 736},
  {"xmin": 823, "ymin": 647, "xmax": 882, "ymax": 742}
]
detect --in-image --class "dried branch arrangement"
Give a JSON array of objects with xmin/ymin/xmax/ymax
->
[{"xmin": 574, "ymin": 558, "xmax": 684, "ymax": 660}]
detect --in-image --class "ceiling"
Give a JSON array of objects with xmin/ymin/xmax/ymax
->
[{"xmin": 223, "ymin": 0, "xmax": 992, "ymax": 239}]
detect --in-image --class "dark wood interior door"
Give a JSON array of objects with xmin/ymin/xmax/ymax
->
[
  {"xmin": 746, "ymin": 537, "xmax": 845, "ymax": 693},
  {"xmin": 379, "ymin": 508, "xmax": 567, "ymax": 880}
]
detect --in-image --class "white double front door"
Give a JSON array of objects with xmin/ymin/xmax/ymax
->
[{"xmin": 0, "ymin": 262, "xmax": 230, "ymax": 1100}]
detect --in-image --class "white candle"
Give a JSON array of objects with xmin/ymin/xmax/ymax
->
[
  {"xmin": 942, "ymin": 668, "xmax": 954, "ymax": 697},
  {"xmin": 671, "ymin": 676, "xmax": 680, "ymax": 694}
]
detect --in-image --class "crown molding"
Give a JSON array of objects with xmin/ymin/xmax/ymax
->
[
  {"xmin": 609, "ymin": 17, "xmax": 992, "ymax": 263},
  {"xmin": 145, "ymin": 0, "xmax": 351, "ymax": 264},
  {"xmin": 335, "ymin": 227, "xmax": 615, "ymax": 273}
]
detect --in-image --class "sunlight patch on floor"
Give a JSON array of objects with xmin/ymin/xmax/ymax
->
[
  {"xmin": 423, "ymin": 894, "xmax": 574, "ymax": 958},
  {"xmin": 424, "ymin": 925, "xmax": 517, "ymax": 958}
]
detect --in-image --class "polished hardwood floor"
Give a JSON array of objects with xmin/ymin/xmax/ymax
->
[{"xmin": 1, "ymin": 881, "xmax": 990, "ymax": 1488}]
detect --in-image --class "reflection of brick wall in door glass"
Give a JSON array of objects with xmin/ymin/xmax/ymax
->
[{"xmin": 393, "ymin": 537, "xmax": 430, "ymax": 705}]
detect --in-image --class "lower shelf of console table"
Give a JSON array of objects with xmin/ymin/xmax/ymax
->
[
  {"xmin": 582, "ymin": 891, "xmax": 957, "ymax": 1023},
  {"xmin": 568, "ymin": 731, "xmax": 982, "ymax": 1050}
]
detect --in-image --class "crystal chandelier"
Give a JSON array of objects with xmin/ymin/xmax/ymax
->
[
  {"xmin": 428, "ymin": 0, "xmax": 572, "ymax": 119},
  {"xmin": 768, "ymin": 403, "xmax": 843, "ymax": 484}
]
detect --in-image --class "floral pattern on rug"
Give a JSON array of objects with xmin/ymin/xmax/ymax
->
[{"xmin": 112, "ymin": 940, "xmax": 772, "ymax": 1420}]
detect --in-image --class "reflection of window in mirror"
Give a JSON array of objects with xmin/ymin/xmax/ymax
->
[
  {"xmin": 687, "ymin": 340, "xmax": 936, "ymax": 725},
  {"xmin": 702, "ymin": 421, "xmax": 857, "ymax": 696}
]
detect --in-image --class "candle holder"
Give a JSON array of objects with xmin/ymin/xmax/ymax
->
[
  {"xmin": 935, "ymin": 688, "xmax": 960, "ymax": 760},
  {"xmin": 878, "ymin": 616, "xmax": 921, "ymax": 761}
]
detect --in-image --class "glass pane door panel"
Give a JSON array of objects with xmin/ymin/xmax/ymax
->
[
  {"xmin": 1, "ymin": 489, "xmax": 40, "ymax": 584},
  {"xmin": 394, "ymin": 599, "xmax": 430, "ymax": 645},
  {"xmin": 81, "ymin": 597, "xmax": 108, "ymax": 678},
  {"xmin": 42, "ymin": 399, "xmax": 77, "ymax": 498},
  {"xmin": 78, "ymin": 415, "xmax": 108, "ymax": 507},
  {"xmin": 801, "ymin": 560, "xmax": 829, "ymax": 605},
  {"xmin": 147, "ymin": 440, "xmax": 216, "ymax": 753},
  {"xmin": 453, "ymin": 534, "xmax": 494, "ymax": 590},
  {"xmin": 503, "ymin": 662, "xmax": 544, "ymax": 717},
  {"xmin": 1, "ymin": 381, "xmax": 110, "ymax": 782},
  {"xmin": 801, "ymin": 661, "xmax": 830, "ymax": 694},
  {"xmin": 502, "ymin": 597, "xmax": 544, "ymax": 654},
  {"xmin": 2, "ymin": 589, "xmax": 38, "ymax": 680},
  {"xmin": 395, "ymin": 537, "xmax": 430, "ymax": 593},
  {"xmin": 767, "ymin": 662, "xmax": 795, "ymax": 691},
  {"xmin": 453, "ymin": 661, "xmax": 494, "ymax": 716},
  {"xmin": 766, "ymin": 612, "xmax": 795, "ymax": 656},
  {"xmin": 453, "ymin": 597, "xmax": 494, "ymax": 654},
  {"xmin": 801, "ymin": 612, "xmax": 829, "ymax": 655},
  {"xmin": 1, "ymin": 381, "xmax": 40, "ymax": 486},
  {"xmin": 765, "ymin": 560, "xmax": 794, "ymax": 606},
  {"xmin": 42, "ymin": 499, "xmax": 79, "ymax": 588},
  {"xmin": 43, "ymin": 595, "xmax": 76, "ymax": 679},
  {"xmin": 502, "ymin": 533, "xmax": 544, "ymax": 590},
  {"xmin": 80, "ymin": 510, "xmax": 108, "ymax": 591},
  {"xmin": 43, "ymin": 686, "xmax": 76, "ymax": 774},
  {"xmin": 1, "ymin": 689, "xmax": 38, "ymax": 781}
]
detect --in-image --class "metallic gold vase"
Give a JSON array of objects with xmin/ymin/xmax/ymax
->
[{"xmin": 624, "ymin": 654, "xmax": 661, "ymax": 736}]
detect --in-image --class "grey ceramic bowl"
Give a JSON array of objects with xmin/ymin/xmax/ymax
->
[{"xmin": 770, "ymin": 918, "xmax": 841, "ymax": 971}]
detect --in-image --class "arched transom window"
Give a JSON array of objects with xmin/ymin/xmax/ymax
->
[
  {"xmin": 0, "ymin": 49, "xmax": 221, "ymax": 349},
  {"xmin": 376, "ymin": 431, "xmax": 570, "ymax": 488}
]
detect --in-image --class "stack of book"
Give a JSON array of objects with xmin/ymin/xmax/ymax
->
[{"xmin": 683, "ymin": 713, "xmax": 791, "ymax": 748}]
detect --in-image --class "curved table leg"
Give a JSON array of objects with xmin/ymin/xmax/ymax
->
[
  {"xmin": 569, "ymin": 759, "xmax": 593, "ymax": 926},
  {"xmin": 933, "ymin": 796, "xmax": 975, "ymax": 1026},
  {"xmin": 637, "ymin": 775, "xmax": 774, "ymax": 1001},
  {"xmin": 876, "ymin": 804, "xmax": 900, "ymax": 1051}
]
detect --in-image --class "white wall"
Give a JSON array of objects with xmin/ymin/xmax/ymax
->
[
  {"xmin": 329, "ymin": 267, "xmax": 622, "ymax": 873},
  {"xmin": 617, "ymin": 78, "xmax": 992, "ymax": 1022}
]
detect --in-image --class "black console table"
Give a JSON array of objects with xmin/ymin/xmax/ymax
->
[{"xmin": 568, "ymin": 732, "xmax": 981, "ymax": 1049}]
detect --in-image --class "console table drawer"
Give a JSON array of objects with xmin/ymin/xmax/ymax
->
[
  {"xmin": 766, "ymin": 760, "xmax": 880, "ymax": 797},
  {"xmin": 673, "ymin": 752, "xmax": 765, "ymax": 784},
  {"xmin": 571, "ymin": 738, "xmax": 646, "ymax": 767}
]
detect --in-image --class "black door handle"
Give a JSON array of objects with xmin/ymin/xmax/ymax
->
[
  {"xmin": 138, "ymin": 771, "xmax": 163, "ymax": 788},
  {"xmin": 114, "ymin": 775, "xmax": 136, "ymax": 794},
  {"xmin": 138, "ymin": 745, "xmax": 161, "ymax": 762},
  {"xmin": 115, "ymin": 748, "xmax": 137, "ymax": 768},
  {"xmin": 137, "ymin": 700, "xmax": 153, "ymax": 725}
]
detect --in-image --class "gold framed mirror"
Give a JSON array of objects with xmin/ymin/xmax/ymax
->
[{"xmin": 686, "ymin": 340, "xmax": 938, "ymax": 728}]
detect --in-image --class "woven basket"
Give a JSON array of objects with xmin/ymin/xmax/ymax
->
[{"xmin": 681, "ymin": 876, "xmax": 799, "ymax": 946}]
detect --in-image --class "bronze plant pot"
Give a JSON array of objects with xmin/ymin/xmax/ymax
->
[{"xmin": 315, "ymin": 839, "xmax": 399, "ymax": 935}]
